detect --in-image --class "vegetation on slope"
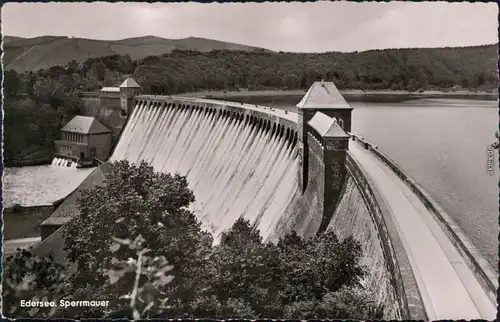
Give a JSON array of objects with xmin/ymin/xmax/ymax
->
[
  {"xmin": 2, "ymin": 161, "xmax": 381, "ymax": 319},
  {"xmin": 3, "ymin": 43, "xmax": 496, "ymax": 164},
  {"xmin": 3, "ymin": 35, "xmax": 271, "ymax": 73},
  {"xmin": 134, "ymin": 45, "xmax": 497, "ymax": 94},
  {"xmin": 3, "ymin": 69, "xmax": 84, "ymax": 165}
]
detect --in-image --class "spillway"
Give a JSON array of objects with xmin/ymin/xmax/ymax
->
[
  {"xmin": 110, "ymin": 102, "xmax": 299, "ymax": 241},
  {"xmin": 51, "ymin": 157, "xmax": 77, "ymax": 168}
]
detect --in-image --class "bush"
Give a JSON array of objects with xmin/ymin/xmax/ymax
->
[{"xmin": 3, "ymin": 247, "xmax": 70, "ymax": 318}]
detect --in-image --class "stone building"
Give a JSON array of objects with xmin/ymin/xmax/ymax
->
[
  {"xmin": 98, "ymin": 77, "xmax": 141, "ymax": 137},
  {"xmin": 99, "ymin": 86, "xmax": 120, "ymax": 107},
  {"xmin": 99, "ymin": 78, "xmax": 141, "ymax": 112},
  {"xmin": 54, "ymin": 115, "xmax": 112, "ymax": 166}
]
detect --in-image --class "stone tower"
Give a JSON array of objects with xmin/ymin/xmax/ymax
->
[
  {"xmin": 319, "ymin": 120, "xmax": 350, "ymax": 233},
  {"xmin": 119, "ymin": 77, "xmax": 141, "ymax": 124},
  {"xmin": 296, "ymin": 81, "xmax": 353, "ymax": 193}
]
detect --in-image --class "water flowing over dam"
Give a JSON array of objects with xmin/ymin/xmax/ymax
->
[{"xmin": 110, "ymin": 101, "xmax": 299, "ymax": 241}]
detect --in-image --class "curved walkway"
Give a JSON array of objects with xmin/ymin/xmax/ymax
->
[{"xmin": 349, "ymin": 143, "xmax": 496, "ymax": 320}]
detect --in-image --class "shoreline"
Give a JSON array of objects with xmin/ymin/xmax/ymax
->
[{"xmin": 184, "ymin": 89, "xmax": 497, "ymax": 101}]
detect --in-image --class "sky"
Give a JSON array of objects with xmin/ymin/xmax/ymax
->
[{"xmin": 2, "ymin": 2, "xmax": 498, "ymax": 53}]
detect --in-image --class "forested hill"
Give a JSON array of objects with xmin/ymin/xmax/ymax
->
[
  {"xmin": 133, "ymin": 45, "xmax": 497, "ymax": 93},
  {"xmin": 3, "ymin": 35, "xmax": 272, "ymax": 73},
  {"xmin": 4, "ymin": 34, "xmax": 497, "ymax": 92}
]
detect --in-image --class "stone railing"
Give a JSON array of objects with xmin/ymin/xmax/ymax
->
[
  {"xmin": 348, "ymin": 132, "xmax": 498, "ymax": 304},
  {"xmin": 346, "ymin": 152, "xmax": 428, "ymax": 320}
]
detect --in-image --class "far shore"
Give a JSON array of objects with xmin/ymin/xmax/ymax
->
[{"xmin": 183, "ymin": 88, "xmax": 498, "ymax": 101}]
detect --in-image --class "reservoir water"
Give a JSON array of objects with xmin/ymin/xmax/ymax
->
[
  {"xmin": 3, "ymin": 165, "xmax": 95, "ymax": 207},
  {"xmin": 3, "ymin": 97, "xmax": 497, "ymax": 269}
]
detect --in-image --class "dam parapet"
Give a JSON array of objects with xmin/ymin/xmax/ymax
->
[
  {"xmin": 136, "ymin": 94, "xmax": 298, "ymax": 133},
  {"xmin": 348, "ymin": 133, "xmax": 499, "ymax": 306},
  {"xmin": 344, "ymin": 151, "xmax": 427, "ymax": 319}
]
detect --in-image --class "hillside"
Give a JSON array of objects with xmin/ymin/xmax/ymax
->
[
  {"xmin": 2, "ymin": 35, "xmax": 272, "ymax": 72},
  {"xmin": 133, "ymin": 44, "xmax": 497, "ymax": 94}
]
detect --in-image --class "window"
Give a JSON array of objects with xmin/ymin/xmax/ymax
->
[
  {"xmin": 338, "ymin": 118, "xmax": 344, "ymax": 129},
  {"xmin": 80, "ymin": 152, "xmax": 85, "ymax": 158},
  {"xmin": 61, "ymin": 145, "xmax": 72, "ymax": 156}
]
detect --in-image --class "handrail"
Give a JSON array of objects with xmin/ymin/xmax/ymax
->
[
  {"xmin": 346, "ymin": 152, "xmax": 428, "ymax": 320},
  {"xmin": 347, "ymin": 132, "xmax": 498, "ymax": 302}
]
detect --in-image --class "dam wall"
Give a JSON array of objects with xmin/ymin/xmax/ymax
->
[
  {"xmin": 273, "ymin": 133, "xmax": 326, "ymax": 239},
  {"xmin": 111, "ymin": 95, "xmax": 301, "ymax": 242},
  {"xmin": 327, "ymin": 175, "xmax": 401, "ymax": 318},
  {"xmin": 349, "ymin": 133, "xmax": 499, "ymax": 306}
]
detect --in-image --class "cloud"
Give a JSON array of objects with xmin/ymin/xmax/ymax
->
[{"xmin": 2, "ymin": 2, "xmax": 497, "ymax": 53}]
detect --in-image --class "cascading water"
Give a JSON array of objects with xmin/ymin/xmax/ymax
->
[
  {"xmin": 51, "ymin": 157, "xmax": 78, "ymax": 169},
  {"xmin": 111, "ymin": 102, "xmax": 299, "ymax": 241}
]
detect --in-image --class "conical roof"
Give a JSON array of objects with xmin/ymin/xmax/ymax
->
[
  {"xmin": 297, "ymin": 81, "xmax": 352, "ymax": 110},
  {"xmin": 119, "ymin": 77, "xmax": 141, "ymax": 88},
  {"xmin": 324, "ymin": 121, "xmax": 349, "ymax": 138}
]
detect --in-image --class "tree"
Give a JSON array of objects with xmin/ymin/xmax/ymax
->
[
  {"xmin": 62, "ymin": 160, "xmax": 213, "ymax": 316},
  {"xmin": 195, "ymin": 219, "xmax": 377, "ymax": 319},
  {"xmin": 90, "ymin": 61, "xmax": 106, "ymax": 81},
  {"xmin": 4, "ymin": 70, "xmax": 23, "ymax": 98},
  {"xmin": 3, "ymin": 248, "xmax": 70, "ymax": 318}
]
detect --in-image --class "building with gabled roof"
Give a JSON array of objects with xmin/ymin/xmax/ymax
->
[
  {"xmin": 297, "ymin": 81, "xmax": 352, "ymax": 110},
  {"xmin": 296, "ymin": 81, "xmax": 352, "ymax": 196},
  {"xmin": 297, "ymin": 80, "xmax": 353, "ymax": 132},
  {"xmin": 54, "ymin": 116, "xmax": 112, "ymax": 166},
  {"xmin": 99, "ymin": 77, "xmax": 141, "ymax": 110},
  {"xmin": 60, "ymin": 115, "xmax": 112, "ymax": 135}
]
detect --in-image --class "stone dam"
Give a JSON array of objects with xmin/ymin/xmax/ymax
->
[{"xmin": 35, "ymin": 81, "xmax": 498, "ymax": 321}]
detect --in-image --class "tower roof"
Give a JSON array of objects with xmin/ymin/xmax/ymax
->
[
  {"xmin": 60, "ymin": 116, "xmax": 111, "ymax": 134},
  {"xmin": 324, "ymin": 121, "xmax": 349, "ymax": 138},
  {"xmin": 297, "ymin": 81, "xmax": 353, "ymax": 110},
  {"xmin": 119, "ymin": 77, "xmax": 141, "ymax": 88},
  {"xmin": 307, "ymin": 111, "xmax": 349, "ymax": 138}
]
